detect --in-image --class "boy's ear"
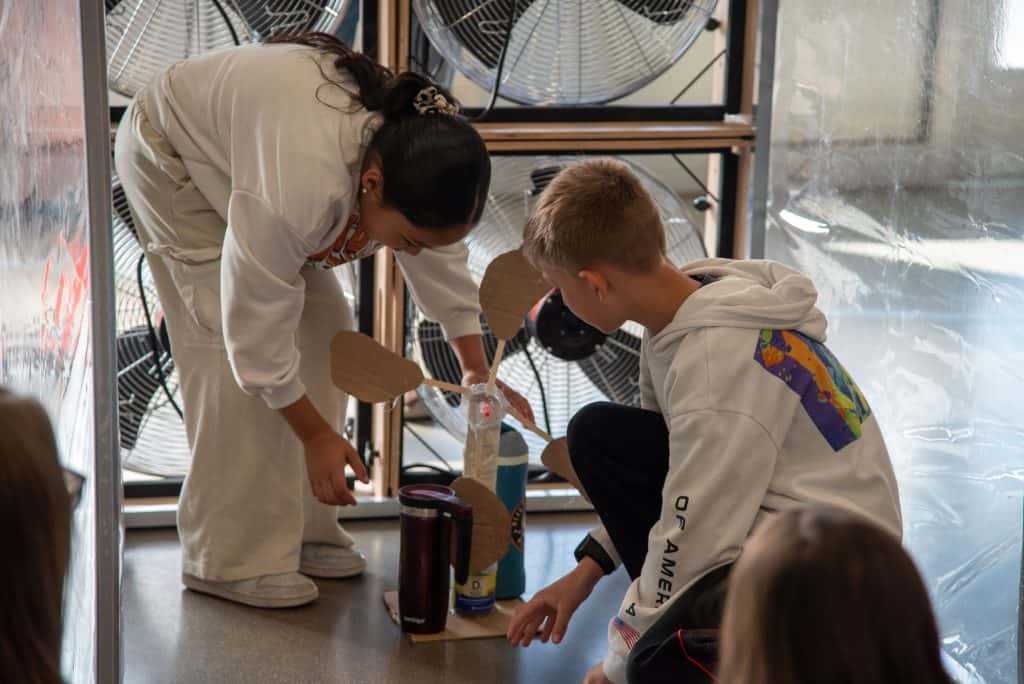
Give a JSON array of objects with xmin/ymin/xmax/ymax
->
[{"xmin": 578, "ymin": 268, "xmax": 609, "ymax": 302}]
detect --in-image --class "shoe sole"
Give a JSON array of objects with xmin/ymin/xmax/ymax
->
[
  {"xmin": 299, "ymin": 559, "xmax": 367, "ymax": 579},
  {"xmin": 182, "ymin": 574, "xmax": 319, "ymax": 609}
]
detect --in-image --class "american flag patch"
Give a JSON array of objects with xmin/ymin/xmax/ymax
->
[{"xmin": 612, "ymin": 617, "xmax": 642, "ymax": 651}]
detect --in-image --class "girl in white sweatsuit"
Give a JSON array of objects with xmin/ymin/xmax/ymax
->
[{"xmin": 115, "ymin": 34, "xmax": 529, "ymax": 608}]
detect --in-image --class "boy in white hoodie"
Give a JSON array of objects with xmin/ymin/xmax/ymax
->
[{"xmin": 507, "ymin": 159, "xmax": 902, "ymax": 684}]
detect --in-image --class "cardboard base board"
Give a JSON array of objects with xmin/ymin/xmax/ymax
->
[{"xmin": 383, "ymin": 591, "xmax": 525, "ymax": 643}]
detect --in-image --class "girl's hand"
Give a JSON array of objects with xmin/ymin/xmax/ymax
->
[
  {"xmin": 450, "ymin": 335, "xmax": 535, "ymax": 424},
  {"xmin": 302, "ymin": 431, "xmax": 369, "ymax": 506},
  {"xmin": 462, "ymin": 370, "xmax": 535, "ymax": 424}
]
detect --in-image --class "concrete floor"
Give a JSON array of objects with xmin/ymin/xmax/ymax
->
[{"xmin": 124, "ymin": 512, "xmax": 628, "ymax": 684}]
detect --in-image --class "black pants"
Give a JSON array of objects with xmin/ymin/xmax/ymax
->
[{"xmin": 568, "ymin": 402, "xmax": 732, "ymax": 684}]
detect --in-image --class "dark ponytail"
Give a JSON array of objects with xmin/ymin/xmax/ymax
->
[{"xmin": 264, "ymin": 32, "xmax": 491, "ymax": 230}]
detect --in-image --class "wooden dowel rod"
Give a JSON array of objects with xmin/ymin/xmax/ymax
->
[
  {"xmin": 487, "ymin": 339, "xmax": 506, "ymax": 392},
  {"xmin": 506, "ymin": 405, "xmax": 554, "ymax": 442},
  {"xmin": 422, "ymin": 378, "xmax": 468, "ymax": 395}
]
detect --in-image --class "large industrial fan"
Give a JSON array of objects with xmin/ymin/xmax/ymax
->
[
  {"xmin": 106, "ymin": 2, "xmax": 355, "ymax": 477},
  {"xmin": 407, "ymin": 156, "xmax": 707, "ymax": 458},
  {"xmin": 113, "ymin": 171, "xmax": 361, "ymax": 477},
  {"xmin": 412, "ymin": 0, "xmax": 718, "ymax": 105},
  {"xmin": 104, "ymin": 0, "xmax": 351, "ymax": 97},
  {"xmin": 111, "ymin": 173, "xmax": 192, "ymax": 476}
]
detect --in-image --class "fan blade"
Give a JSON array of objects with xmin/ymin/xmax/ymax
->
[
  {"xmin": 111, "ymin": 179, "xmax": 138, "ymax": 240},
  {"xmin": 116, "ymin": 325, "xmax": 174, "ymax": 450},
  {"xmin": 529, "ymin": 165, "xmax": 564, "ymax": 196},
  {"xmin": 432, "ymin": 0, "xmax": 539, "ymax": 69},
  {"xmin": 615, "ymin": 1, "xmax": 701, "ymax": 25},
  {"xmin": 576, "ymin": 328, "xmax": 643, "ymax": 405},
  {"xmin": 233, "ymin": 1, "xmax": 332, "ymax": 38}
]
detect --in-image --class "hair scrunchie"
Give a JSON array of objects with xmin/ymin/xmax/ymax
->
[{"xmin": 413, "ymin": 86, "xmax": 460, "ymax": 116}]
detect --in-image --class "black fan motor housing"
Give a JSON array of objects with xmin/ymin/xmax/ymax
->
[
  {"xmin": 527, "ymin": 290, "xmax": 607, "ymax": 361},
  {"xmin": 530, "ymin": 166, "xmax": 564, "ymax": 196}
]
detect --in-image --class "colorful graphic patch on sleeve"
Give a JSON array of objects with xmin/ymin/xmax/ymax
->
[{"xmin": 754, "ymin": 329, "xmax": 872, "ymax": 451}]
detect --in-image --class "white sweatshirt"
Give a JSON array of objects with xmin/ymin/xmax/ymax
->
[
  {"xmin": 139, "ymin": 44, "xmax": 481, "ymax": 409},
  {"xmin": 593, "ymin": 258, "xmax": 902, "ymax": 683}
]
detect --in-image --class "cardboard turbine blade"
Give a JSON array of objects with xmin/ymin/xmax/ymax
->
[
  {"xmin": 479, "ymin": 249, "xmax": 550, "ymax": 340},
  {"xmin": 540, "ymin": 438, "xmax": 589, "ymax": 502},
  {"xmin": 330, "ymin": 331, "xmax": 423, "ymax": 403},
  {"xmin": 451, "ymin": 477, "xmax": 513, "ymax": 574}
]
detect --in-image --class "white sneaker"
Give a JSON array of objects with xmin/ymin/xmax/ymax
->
[
  {"xmin": 299, "ymin": 543, "xmax": 368, "ymax": 579},
  {"xmin": 183, "ymin": 571, "xmax": 319, "ymax": 609}
]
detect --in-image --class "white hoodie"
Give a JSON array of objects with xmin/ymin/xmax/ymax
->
[
  {"xmin": 139, "ymin": 44, "xmax": 481, "ymax": 409},
  {"xmin": 593, "ymin": 258, "xmax": 902, "ymax": 683}
]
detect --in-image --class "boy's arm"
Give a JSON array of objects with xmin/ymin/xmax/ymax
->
[
  {"xmin": 575, "ymin": 523, "xmax": 623, "ymax": 575},
  {"xmin": 601, "ymin": 409, "xmax": 778, "ymax": 683}
]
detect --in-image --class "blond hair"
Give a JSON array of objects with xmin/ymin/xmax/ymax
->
[
  {"xmin": 522, "ymin": 159, "xmax": 666, "ymax": 273},
  {"xmin": 0, "ymin": 389, "xmax": 70, "ymax": 684}
]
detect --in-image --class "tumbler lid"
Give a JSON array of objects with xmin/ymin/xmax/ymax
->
[{"xmin": 398, "ymin": 484, "xmax": 467, "ymax": 513}]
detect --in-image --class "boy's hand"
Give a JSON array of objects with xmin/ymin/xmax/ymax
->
[
  {"xmin": 507, "ymin": 557, "xmax": 604, "ymax": 647},
  {"xmin": 582, "ymin": 662, "xmax": 611, "ymax": 684}
]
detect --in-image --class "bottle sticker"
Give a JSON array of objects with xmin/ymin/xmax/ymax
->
[{"xmin": 510, "ymin": 500, "xmax": 525, "ymax": 552}]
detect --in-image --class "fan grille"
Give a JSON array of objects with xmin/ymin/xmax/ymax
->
[
  {"xmin": 112, "ymin": 174, "xmax": 193, "ymax": 476},
  {"xmin": 106, "ymin": 0, "xmax": 350, "ymax": 97},
  {"xmin": 413, "ymin": 0, "xmax": 718, "ymax": 105},
  {"xmin": 112, "ymin": 173, "xmax": 361, "ymax": 478},
  {"xmin": 408, "ymin": 155, "xmax": 706, "ymax": 456}
]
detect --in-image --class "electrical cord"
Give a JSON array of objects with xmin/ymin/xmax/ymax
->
[
  {"xmin": 403, "ymin": 422, "xmax": 456, "ymax": 473},
  {"xmin": 672, "ymin": 154, "xmax": 719, "ymax": 203},
  {"xmin": 671, "ymin": 48, "xmax": 726, "ymax": 104},
  {"xmin": 137, "ymin": 253, "xmax": 184, "ymax": 420},
  {"xmin": 521, "ymin": 345, "xmax": 551, "ymax": 435},
  {"xmin": 472, "ymin": 0, "xmax": 519, "ymax": 121},
  {"xmin": 211, "ymin": 0, "xmax": 241, "ymax": 46}
]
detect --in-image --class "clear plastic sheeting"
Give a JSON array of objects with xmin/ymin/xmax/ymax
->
[
  {"xmin": 765, "ymin": 1, "xmax": 1024, "ymax": 681},
  {"xmin": 0, "ymin": 3, "xmax": 98, "ymax": 682}
]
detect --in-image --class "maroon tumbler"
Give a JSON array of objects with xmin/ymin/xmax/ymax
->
[{"xmin": 398, "ymin": 485, "xmax": 472, "ymax": 634}]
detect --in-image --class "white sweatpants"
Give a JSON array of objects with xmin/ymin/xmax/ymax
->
[{"xmin": 115, "ymin": 98, "xmax": 355, "ymax": 581}]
